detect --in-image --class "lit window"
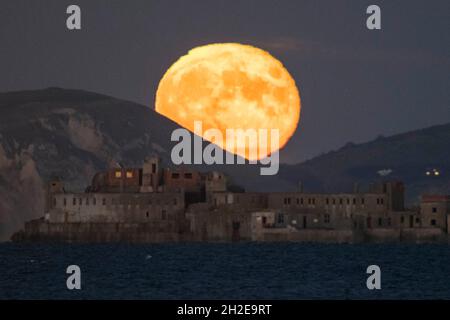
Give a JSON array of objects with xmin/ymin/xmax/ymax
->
[
  {"xmin": 115, "ymin": 171, "xmax": 122, "ymax": 178},
  {"xmin": 126, "ymin": 171, "xmax": 133, "ymax": 178}
]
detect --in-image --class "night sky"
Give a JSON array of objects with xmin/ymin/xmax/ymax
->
[{"xmin": 1, "ymin": 0, "xmax": 449, "ymax": 163}]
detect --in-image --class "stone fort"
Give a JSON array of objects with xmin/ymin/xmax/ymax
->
[{"xmin": 12, "ymin": 157, "xmax": 450, "ymax": 243}]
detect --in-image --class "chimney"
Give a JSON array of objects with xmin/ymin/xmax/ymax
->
[{"xmin": 298, "ymin": 181, "xmax": 304, "ymax": 193}]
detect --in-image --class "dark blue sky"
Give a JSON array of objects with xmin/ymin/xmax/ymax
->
[{"xmin": 1, "ymin": 0, "xmax": 449, "ymax": 163}]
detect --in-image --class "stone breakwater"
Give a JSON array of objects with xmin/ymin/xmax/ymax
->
[{"xmin": 11, "ymin": 216, "xmax": 448, "ymax": 244}]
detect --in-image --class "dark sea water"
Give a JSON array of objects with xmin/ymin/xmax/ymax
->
[{"xmin": 0, "ymin": 242, "xmax": 449, "ymax": 300}]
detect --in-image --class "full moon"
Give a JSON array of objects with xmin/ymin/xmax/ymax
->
[{"xmin": 155, "ymin": 43, "xmax": 301, "ymax": 160}]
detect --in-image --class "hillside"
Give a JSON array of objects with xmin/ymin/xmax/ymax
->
[
  {"xmin": 0, "ymin": 88, "xmax": 182, "ymax": 240},
  {"xmin": 0, "ymin": 88, "xmax": 289, "ymax": 240},
  {"xmin": 280, "ymin": 123, "xmax": 450, "ymax": 202}
]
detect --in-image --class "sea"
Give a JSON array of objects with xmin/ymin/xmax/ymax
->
[{"xmin": 0, "ymin": 242, "xmax": 449, "ymax": 300}]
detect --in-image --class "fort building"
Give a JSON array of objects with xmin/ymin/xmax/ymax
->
[{"xmin": 12, "ymin": 157, "xmax": 450, "ymax": 243}]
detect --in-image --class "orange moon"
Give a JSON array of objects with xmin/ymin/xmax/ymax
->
[{"xmin": 155, "ymin": 43, "xmax": 301, "ymax": 160}]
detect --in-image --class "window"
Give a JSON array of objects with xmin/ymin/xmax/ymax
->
[
  {"xmin": 296, "ymin": 198, "xmax": 300, "ymax": 205},
  {"xmin": 339, "ymin": 199, "xmax": 343, "ymax": 205},
  {"xmin": 326, "ymin": 198, "xmax": 329, "ymax": 205},
  {"xmin": 93, "ymin": 198, "xmax": 96, "ymax": 206},
  {"xmin": 301, "ymin": 198, "xmax": 304, "ymax": 205},
  {"xmin": 324, "ymin": 214, "xmax": 330, "ymax": 223},
  {"xmin": 353, "ymin": 198, "xmax": 356, "ymax": 205},
  {"xmin": 415, "ymin": 218, "xmax": 420, "ymax": 224},
  {"xmin": 361, "ymin": 198, "xmax": 365, "ymax": 205},
  {"xmin": 102, "ymin": 198, "xmax": 106, "ymax": 206},
  {"xmin": 262, "ymin": 216, "xmax": 267, "ymax": 225},
  {"xmin": 277, "ymin": 213, "xmax": 285, "ymax": 224},
  {"xmin": 146, "ymin": 212, "xmax": 149, "ymax": 218},
  {"xmin": 347, "ymin": 198, "xmax": 350, "ymax": 205},
  {"xmin": 184, "ymin": 173, "xmax": 193, "ymax": 179},
  {"xmin": 380, "ymin": 198, "xmax": 384, "ymax": 205},
  {"xmin": 53, "ymin": 198, "xmax": 57, "ymax": 206},
  {"xmin": 174, "ymin": 198, "xmax": 177, "ymax": 205},
  {"xmin": 378, "ymin": 218, "xmax": 382, "ymax": 226},
  {"xmin": 332, "ymin": 199, "xmax": 336, "ymax": 205},
  {"xmin": 172, "ymin": 173, "xmax": 180, "ymax": 179},
  {"xmin": 63, "ymin": 198, "xmax": 67, "ymax": 206},
  {"xmin": 79, "ymin": 198, "xmax": 82, "ymax": 205},
  {"xmin": 432, "ymin": 207, "xmax": 437, "ymax": 213},
  {"xmin": 161, "ymin": 210, "xmax": 167, "ymax": 220},
  {"xmin": 115, "ymin": 171, "xmax": 122, "ymax": 178},
  {"xmin": 151, "ymin": 163, "xmax": 156, "ymax": 173},
  {"xmin": 431, "ymin": 219, "xmax": 436, "ymax": 226},
  {"xmin": 86, "ymin": 198, "xmax": 89, "ymax": 206},
  {"xmin": 126, "ymin": 171, "xmax": 133, "ymax": 178},
  {"xmin": 376, "ymin": 198, "xmax": 380, "ymax": 205},
  {"xmin": 388, "ymin": 218, "xmax": 391, "ymax": 226},
  {"xmin": 401, "ymin": 216, "xmax": 404, "ymax": 223}
]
